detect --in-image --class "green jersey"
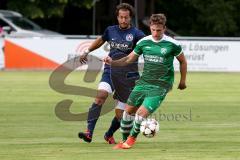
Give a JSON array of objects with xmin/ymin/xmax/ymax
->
[{"xmin": 134, "ymin": 34, "xmax": 182, "ymax": 90}]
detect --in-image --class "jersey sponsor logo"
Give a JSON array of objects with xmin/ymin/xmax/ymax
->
[
  {"xmin": 144, "ymin": 55, "xmax": 164, "ymax": 63},
  {"xmin": 126, "ymin": 34, "xmax": 134, "ymax": 41},
  {"xmin": 109, "ymin": 41, "xmax": 130, "ymax": 50}
]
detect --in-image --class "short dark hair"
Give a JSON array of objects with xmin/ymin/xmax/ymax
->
[
  {"xmin": 116, "ymin": 3, "xmax": 134, "ymax": 17},
  {"xmin": 150, "ymin": 14, "xmax": 167, "ymax": 26}
]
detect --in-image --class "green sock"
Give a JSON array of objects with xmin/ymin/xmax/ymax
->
[
  {"xmin": 130, "ymin": 114, "xmax": 145, "ymax": 138},
  {"xmin": 120, "ymin": 111, "xmax": 134, "ymax": 141}
]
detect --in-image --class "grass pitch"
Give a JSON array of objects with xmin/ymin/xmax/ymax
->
[{"xmin": 0, "ymin": 71, "xmax": 239, "ymax": 160}]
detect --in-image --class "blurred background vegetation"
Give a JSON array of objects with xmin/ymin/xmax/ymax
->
[{"xmin": 0, "ymin": 0, "xmax": 240, "ymax": 36}]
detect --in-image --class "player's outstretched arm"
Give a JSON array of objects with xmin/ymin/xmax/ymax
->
[
  {"xmin": 79, "ymin": 37, "xmax": 105, "ymax": 64},
  {"xmin": 104, "ymin": 52, "xmax": 139, "ymax": 67},
  {"xmin": 176, "ymin": 53, "xmax": 187, "ymax": 90}
]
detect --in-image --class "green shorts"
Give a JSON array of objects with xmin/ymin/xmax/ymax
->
[{"xmin": 127, "ymin": 85, "xmax": 168, "ymax": 113}]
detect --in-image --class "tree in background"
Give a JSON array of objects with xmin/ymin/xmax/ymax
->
[
  {"xmin": 156, "ymin": 0, "xmax": 240, "ymax": 36},
  {"xmin": 6, "ymin": 0, "xmax": 93, "ymax": 18},
  {"xmin": 5, "ymin": 0, "xmax": 240, "ymax": 36}
]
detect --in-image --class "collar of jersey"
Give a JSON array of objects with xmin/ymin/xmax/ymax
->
[
  {"xmin": 151, "ymin": 34, "xmax": 166, "ymax": 43},
  {"xmin": 118, "ymin": 25, "xmax": 132, "ymax": 31}
]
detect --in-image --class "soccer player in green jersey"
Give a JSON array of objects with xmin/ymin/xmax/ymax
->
[{"xmin": 104, "ymin": 13, "xmax": 187, "ymax": 149}]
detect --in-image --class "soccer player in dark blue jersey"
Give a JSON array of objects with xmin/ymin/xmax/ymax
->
[{"xmin": 78, "ymin": 3, "xmax": 145, "ymax": 144}]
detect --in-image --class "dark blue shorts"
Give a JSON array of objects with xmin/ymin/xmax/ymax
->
[
  {"xmin": 99, "ymin": 71, "xmax": 114, "ymax": 92},
  {"xmin": 99, "ymin": 69, "xmax": 139, "ymax": 103}
]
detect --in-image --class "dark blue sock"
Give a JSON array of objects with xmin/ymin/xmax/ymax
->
[
  {"xmin": 87, "ymin": 103, "xmax": 102, "ymax": 136},
  {"xmin": 105, "ymin": 116, "xmax": 120, "ymax": 137}
]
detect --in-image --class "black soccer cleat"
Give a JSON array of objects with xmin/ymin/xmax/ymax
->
[{"xmin": 78, "ymin": 131, "xmax": 92, "ymax": 143}]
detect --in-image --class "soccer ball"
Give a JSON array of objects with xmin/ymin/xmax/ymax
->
[{"xmin": 140, "ymin": 118, "xmax": 159, "ymax": 138}]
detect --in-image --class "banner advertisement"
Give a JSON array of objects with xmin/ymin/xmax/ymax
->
[{"xmin": 3, "ymin": 37, "xmax": 240, "ymax": 72}]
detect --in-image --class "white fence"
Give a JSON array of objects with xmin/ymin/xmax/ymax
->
[
  {"xmin": 1, "ymin": 36, "xmax": 240, "ymax": 71},
  {"xmin": 0, "ymin": 38, "xmax": 4, "ymax": 69},
  {"xmin": 174, "ymin": 37, "xmax": 240, "ymax": 72}
]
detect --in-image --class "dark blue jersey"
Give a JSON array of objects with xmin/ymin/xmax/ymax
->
[
  {"xmin": 101, "ymin": 25, "xmax": 145, "ymax": 102},
  {"xmin": 102, "ymin": 25, "xmax": 145, "ymax": 73}
]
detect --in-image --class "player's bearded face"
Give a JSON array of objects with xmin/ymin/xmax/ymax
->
[
  {"xmin": 150, "ymin": 24, "xmax": 166, "ymax": 40},
  {"xmin": 117, "ymin": 10, "xmax": 131, "ymax": 29}
]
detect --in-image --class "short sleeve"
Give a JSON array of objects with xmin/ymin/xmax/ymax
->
[
  {"xmin": 173, "ymin": 44, "xmax": 183, "ymax": 57},
  {"xmin": 101, "ymin": 27, "xmax": 109, "ymax": 41},
  {"xmin": 136, "ymin": 30, "xmax": 145, "ymax": 41},
  {"xmin": 133, "ymin": 42, "xmax": 143, "ymax": 56}
]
